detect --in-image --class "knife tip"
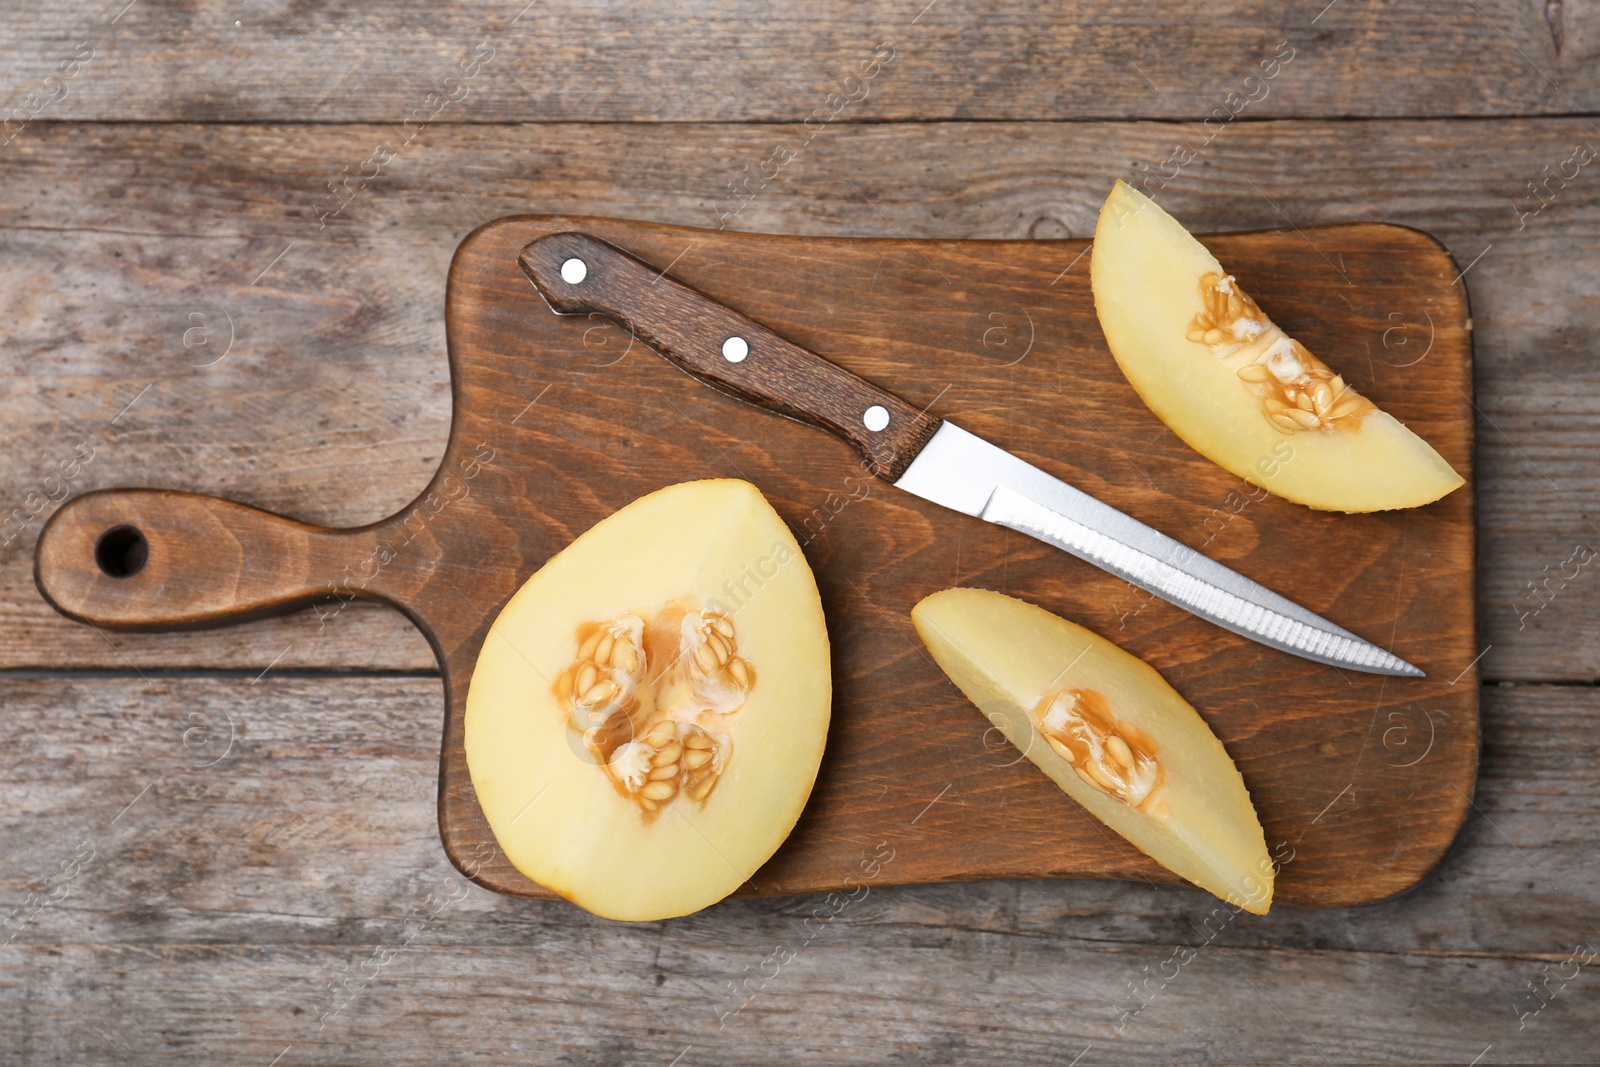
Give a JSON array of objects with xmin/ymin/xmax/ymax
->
[{"xmin": 1391, "ymin": 659, "xmax": 1426, "ymax": 679}]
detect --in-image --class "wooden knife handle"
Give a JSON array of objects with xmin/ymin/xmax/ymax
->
[
  {"xmin": 34, "ymin": 489, "xmax": 390, "ymax": 631},
  {"xmin": 519, "ymin": 232, "xmax": 941, "ymax": 481}
]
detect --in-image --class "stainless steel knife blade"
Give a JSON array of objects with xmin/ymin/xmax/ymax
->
[{"xmin": 896, "ymin": 423, "xmax": 1422, "ymax": 676}]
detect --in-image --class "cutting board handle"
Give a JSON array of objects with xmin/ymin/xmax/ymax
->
[
  {"xmin": 34, "ymin": 489, "xmax": 392, "ymax": 631},
  {"xmin": 519, "ymin": 231, "xmax": 942, "ymax": 480}
]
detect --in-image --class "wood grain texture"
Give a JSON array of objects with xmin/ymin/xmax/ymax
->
[
  {"xmin": 0, "ymin": 677, "xmax": 1591, "ymax": 1064},
  {"xmin": 32, "ymin": 215, "xmax": 1477, "ymax": 908},
  {"xmin": 0, "ymin": 0, "xmax": 1592, "ymax": 1057},
  {"xmin": 0, "ymin": 118, "xmax": 1591, "ymax": 681},
  {"xmin": 0, "ymin": 0, "xmax": 1594, "ymax": 123}
]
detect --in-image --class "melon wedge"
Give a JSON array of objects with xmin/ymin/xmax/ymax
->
[
  {"xmin": 912, "ymin": 587, "xmax": 1274, "ymax": 913},
  {"xmin": 1091, "ymin": 179, "xmax": 1463, "ymax": 512},
  {"xmin": 465, "ymin": 479, "xmax": 831, "ymax": 921}
]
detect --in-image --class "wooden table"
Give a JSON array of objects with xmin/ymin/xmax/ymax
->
[{"xmin": 2, "ymin": 3, "xmax": 1596, "ymax": 1062}]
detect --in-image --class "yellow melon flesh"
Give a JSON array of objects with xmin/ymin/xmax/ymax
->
[
  {"xmin": 1091, "ymin": 180, "xmax": 1463, "ymax": 512},
  {"xmin": 465, "ymin": 479, "xmax": 831, "ymax": 921},
  {"xmin": 912, "ymin": 588, "xmax": 1274, "ymax": 913}
]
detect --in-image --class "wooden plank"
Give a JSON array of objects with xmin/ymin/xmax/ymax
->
[
  {"xmin": 0, "ymin": 1, "xmax": 1593, "ymax": 124},
  {"xmin": 1, "ymin": 676, "xmax": 1594, "ymax": 1062},
  {"xmin": 0, "ymin": 118, "xmax": 1594, "ymax": 680}
]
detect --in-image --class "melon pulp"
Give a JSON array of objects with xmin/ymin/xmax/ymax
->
[
  {"xmin": 1090, "ymin": 179, "xmax": 1463, "ymax": 512},
  {"xmin": 911, "ymin": 588, "xmax": 1274, "ymax": 913},
  {"xmin": 465, "ymin": 479, "xmax": 831, "ymax": 921}
]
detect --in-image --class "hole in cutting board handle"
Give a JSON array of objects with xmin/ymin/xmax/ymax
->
[{"xmin": 94, "ymin": 525, "xmax": 148, "ymax": 578}]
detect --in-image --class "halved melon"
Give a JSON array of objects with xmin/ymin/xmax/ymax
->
[
  {"xmin": 1091, "ymin": 179, "xmax": 1463, "ymax": 512},
  {"xmin": 912, "ymin": 587, "xmax": 1274, "ymax": 913},
  {"xmin": 465, "ymin": 479, "xmax": 831, "ymax": 921}
]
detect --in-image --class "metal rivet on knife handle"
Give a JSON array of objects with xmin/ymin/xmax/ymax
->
[
  {"xmin": 863, "ymin": 405, "xmax": 889, "ymax": 432},
  {"xmin": 560, "ymin": 258, "xmax": 588, "ymax": 284},
  {"xmin": 722, "ymin": 336, "xmax": 749, "ymax": 363}
]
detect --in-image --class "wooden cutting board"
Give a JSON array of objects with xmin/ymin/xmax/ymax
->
[{"xmin": 35, "ymin": 215, "xmax": 1477, "ymax": 909}]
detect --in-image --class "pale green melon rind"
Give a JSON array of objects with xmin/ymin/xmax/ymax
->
[
  {"xmin": 465, "ymin": 479, "xmax": 831, "ymax": 921},
  {"xmin": 1091, "ymin": 180, "xmax": 1464, "ymax": 513},
  {"xmin": 911, "ymin": 587, "xmax": 1273, "ymax": 914}
]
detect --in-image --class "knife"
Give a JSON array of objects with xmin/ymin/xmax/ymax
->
[{"xmin": 518, "ymin": 232, "xmax": 1423, "ymax": 678}]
